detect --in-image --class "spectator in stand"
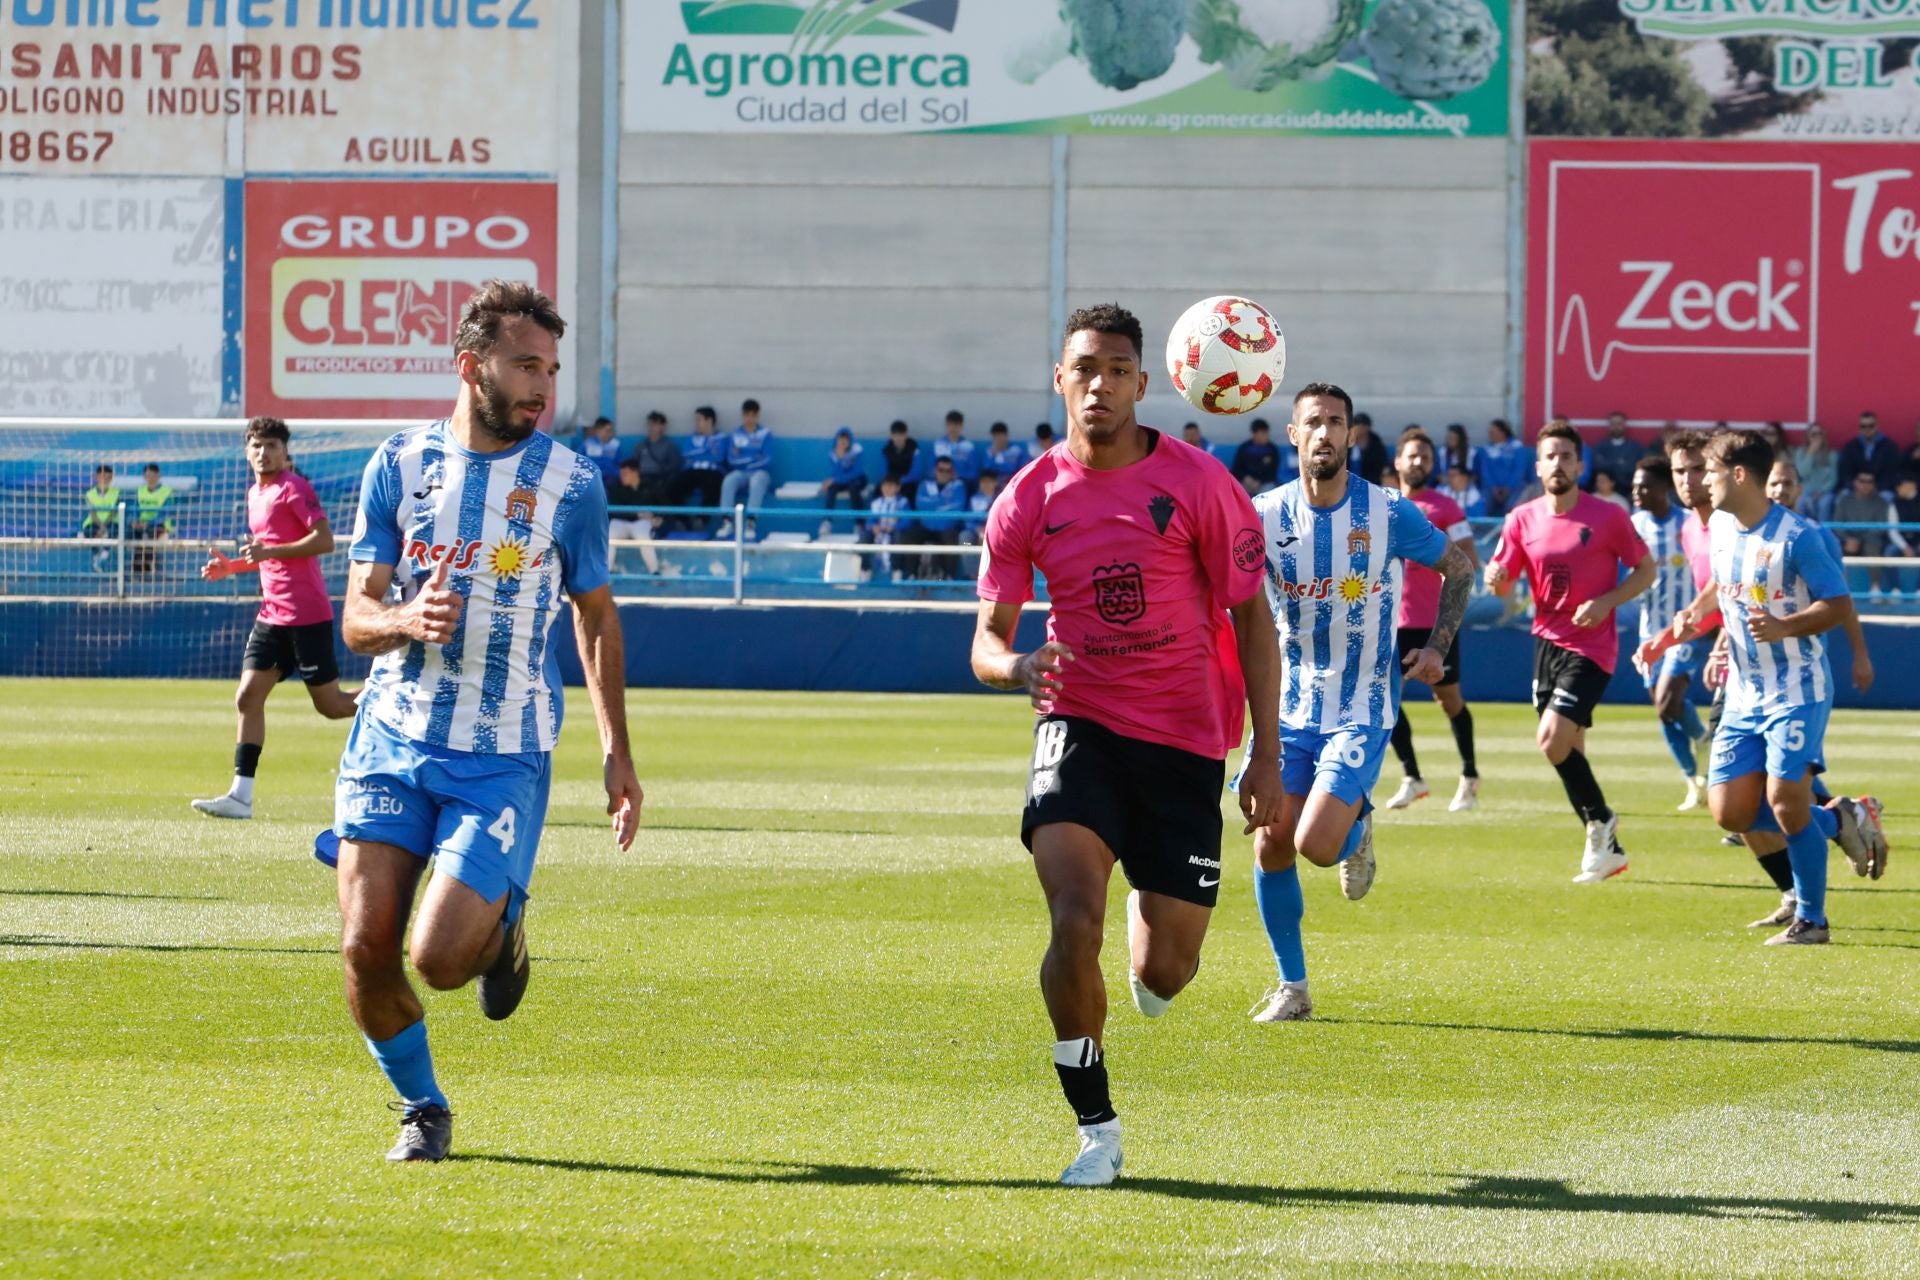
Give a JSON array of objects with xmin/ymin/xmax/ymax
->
[
  {"xmin": 717, "ymin": 398, "xmax": 773, "ymax": 537},
  {"xmin": 1379, "ymin": 467, "xmax": 1401, "ymax": 492},
  {"xmin": 908, "ymin": 455, "xmax": 967, "ymax": 580},
  {"xmin": 1349, "ymin": 413, "xmax": 1390, "ymax": 484},
  {"xmin": 1480, "ymin": 418, "xmax": 1529, "ymax": 516},
  {"xmin": 81, "ymin": 463, "xmax": 118, "ymax": 540},
  {"xmin": 579, "ymin": 416, "xmax": 622, "ymax": 489},
  {"xmin": 1445, "ymin": 463, "xmax": 1486, "ymax": 518},
  {"xmin": 1832, "ymin": 468, "xmax": 1894, "ymax": 594},
  {"xmin": 861, "ymin": 473, "xmax": 910, "ymax": 580},
  {"xmin": 1590, "ymin": 469, "xmax": 1631, "ymax": 513},
  {"xmin": 606, "ymin": 459, "xmax": 661, "ymax": 574},
  {"xmin": 1890, "ymin": 477, "xmax": 1920, "ymax": 594},
  {"xmin": 633, "ymin": 410, "xmax": 683, "ymax": 509},
  {"xmin": 679, "ymin": 405, "xmax": 726, "ymax": 525},
  {"xmin": 1441, "ymin": 424, "xmax": 1482, "ymax": 488},
  {"xmin": 1838, "ymin": 410, "xmax": 1901, "ymax": 498},
  {"xmin": 1902, "ymin": 426, "xmax": 1920, "ymax": 487},
  {"xmin": 130, "ymin": 462, "xmax": 175, "ymax": 574},
  {"xmin": 960, "ymin": 468, "xmax": 1000, "ymax": 576},
  {"xmin": 1759, "ymin": 421, "xmax": 1788, "ymax": 458},
  {"xmin": 1231, "ymin": 418, "xmax": 1280, "ymax": 496},
  {"xmin": 1181, "ymin": 421, "xmax": 1209, "ymax": 452},
  {"xmin": 882, "ymin": 419, "xmax": 922, "ymax": 487},
  {"xmin": 1792, "ymin": 422, "xmax": 1837, "ymax": 519},
  {"xmin": 985, "ymin": 421, "xmax": 1030, "ymax": 478},
  {"xmin": 1033, "ymin": 422, "xmax": 1055, "ymax": 455},
  {"xmin": 1589, "ymin": 411, "xmax": 1643, "ymax": 495},
  {"xmin": 931, "ymin": 409, "xmax": 980, "ymax": 491},
  {"xmin": 818, "ymin": 426, "xmax": 869, "ymax": 534}
]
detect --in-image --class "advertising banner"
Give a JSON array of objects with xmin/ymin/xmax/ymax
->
[
  {"xmin": 1528, "ymin": 1, "xmax": 1920, "ymax": 140},
  {"xmin": 0, "ymin": 1, "xmax": 563, "ymax": 177},
  {"xmin": 626, "ymin": 0, "xmax": 1509, "ymax": 138},
  {"xmin": 0, "ymin": 176, "xmax": 225, "ymax": 416},
  {"xmin": 1526, "ymin": 139, "xmax": 1920, "ymax": 430},
  {"xmin": 243, "ymin": 180, "xmax": 556, "ymax": 419}
]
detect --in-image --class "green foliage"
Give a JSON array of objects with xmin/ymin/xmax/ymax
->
[{"xmin": 1527, "ymin": 25, "xmax": 1712, "ymax": 137}]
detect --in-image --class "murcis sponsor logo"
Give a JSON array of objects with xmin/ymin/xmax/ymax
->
[
  {"xmin": 1278, "ymin": 572, "xmax": 1382, "ymax": 603},
  {"xmin": 404, "ymin": 536, "xmax": 547, "ymax": 577}
]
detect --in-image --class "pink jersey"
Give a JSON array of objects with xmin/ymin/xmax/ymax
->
[
  {"xmin": 248, "ymin": 470, "xmax": 334, "ymax": 626},
  {"xmin": 1491, "ymin": 492, "xmax": 1649, "ymax": 673},
  {"xmin": 978, "ymin": 432, "xmax": 1265, "ymax": 759},
  {"xmin": 1680, "ymin": 508, "xmax": 1714, "ymax": 589},
  {"xmin": 1396, "ymin": 488, "xmax": 1471, "ymax": 629}
]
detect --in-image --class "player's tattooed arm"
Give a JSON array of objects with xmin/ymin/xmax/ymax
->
[{"xmin": 1425, "ymin": 541, "xmax": 1476, "ymax": 656}]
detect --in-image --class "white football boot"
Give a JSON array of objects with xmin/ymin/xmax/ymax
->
[
  {"xmin": 190, "ymin": 794, "xmax": 253, "ymax": 820},
  {"xmin": 1449, "ymin": 776, "xmax": 1480, "ymax": 812},
  {"xmin": 1384, "ymin": 777, "xmax": 1430, "ymax": 810},
  {"xmin": 1060, "ymin": 1121, "xmax": 1123, "ymax": 1187},
  {"xmin": 1249, "ymin": 983, "xmax": 1314, "ymax": 1023},
  {"xmin": 1339, "ymin": 814, "xmax": 1376, "ymax": 901},
  {"xmin": 1573, "ymin": 815, "xmax": 1627, "ymax": 883},
  {"xmin": 1677, "ymin": 776, "xmax": 1706, "ymax": 812}
]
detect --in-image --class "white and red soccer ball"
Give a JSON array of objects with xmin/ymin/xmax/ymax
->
[{"xmin": 1165, "ymin": 295, "xmax": 1286, "ymax": 416}]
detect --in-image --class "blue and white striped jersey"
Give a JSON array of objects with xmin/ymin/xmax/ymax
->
[
  {"xmin": 1710, "ymin": 503, "xmax": 1849, "ymax": 716},
  {"xmin": 1630, "ymin": 503, "xmax": 1692, "ymax": 642},
  {"xmin": 1255, "ymin": 478, "xmax": 1450, "ymax": 732},
  {"xmin": 349, "ymin": 420, "xmax": 610, "ymax": 755}
]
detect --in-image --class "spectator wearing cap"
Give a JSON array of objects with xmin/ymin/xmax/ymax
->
[{"xmin": 985, "ymin": 421, "xmax": 1030, "ymax": 478}]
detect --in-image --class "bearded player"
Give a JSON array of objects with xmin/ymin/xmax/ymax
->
[{"xmin": 972, "ymin": 302, "xmax": 1283, "ymax": 1187}]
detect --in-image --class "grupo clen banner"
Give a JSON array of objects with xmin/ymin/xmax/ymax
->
[
  {"xmin": 625, "ymin": 0, "xmax": 1510, "ymax": 138},
  {"xmin": 1526, "ymin": 139, "xmax": 1920, "ymax": 430},
  {"xmin": 1528, "ymin": 0, "xmax": 1920, "ymax": 140}
]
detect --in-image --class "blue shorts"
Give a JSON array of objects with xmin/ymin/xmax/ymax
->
[
  {"xmin": 1277, "ymin": 724, "xmax": 1393, "ymax": 806},
  {"xmin": 333, "ymin": 709, "xmax": 551, "ymax": 904},
  {"xmin": 1708, "ymin": 700, "xmax": 1830, "ymax": 788},
  {"xmin": 1643, "ymin": 639, "xmax": 1707, "ymax": 690}
]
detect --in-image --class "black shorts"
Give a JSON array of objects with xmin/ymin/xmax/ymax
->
[
  {"xmin": 1396, "ymin": 626, "xmax": 1462, "ymax": 688},
  {"xmin": 1532, "ymin": 639, "xmax": 1612, "ymax": 728},
  {"xmin": 1021, "ymin": 714, "xmax": 1226, "ymax": 908},
  {"xmin": 243, "ymin": 619, "xmax": 340, "ymax": 686}
]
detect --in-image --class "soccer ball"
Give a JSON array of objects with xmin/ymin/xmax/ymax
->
[{"xmin": 1164, "ymin": 296, "xmax": 1286, "ymax": 416}]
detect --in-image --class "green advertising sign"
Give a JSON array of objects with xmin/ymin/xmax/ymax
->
[
  {"xmin": 1529, "ymin": 0, "xmax": 1920, "ymax": 138},
  {"xmin": 624, "ymin": 1, "xmax": 1510, "ymax": 137}
]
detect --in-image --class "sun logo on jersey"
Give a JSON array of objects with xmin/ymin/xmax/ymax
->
[
  {"xmin": 1338, "ymin": 573, "xmax": 1370, "ymax": 603},
  {"xmin": 1748, "ymin": 583, "xmax": 1770, "ymax": 606},
  {"xmin": 486, "ymin": 534, "xmax": 532, "ymax": 580},
  {"xmin": 506, "ymin": 486, "xmax": 538, "ymax": 525}
]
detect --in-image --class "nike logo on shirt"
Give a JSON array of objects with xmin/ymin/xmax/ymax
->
[{"xmin": 1044, "ymin": 519, "xmax": 1078, "ymax": 535}]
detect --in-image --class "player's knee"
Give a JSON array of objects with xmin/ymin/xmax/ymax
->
[
  {"xmin": 340, "ymin": 929, "xmax": 401, "ymax": 979},
  {"xmin": 1253, "ymin": 833, "xmax": 1295, "ymax": 873},
  {"xmin": 1047, "ymin": 900, "xmax": 1103, "ymax": 956},
  {"xmin": 1132, "ymin": 951, "xmax": 1196, "ymax": 1000},
  {"xmin": 410, "ymin": 942, "xmax": 472, "ymax": 991}
]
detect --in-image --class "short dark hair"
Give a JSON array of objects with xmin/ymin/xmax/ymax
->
[
  {"xmin": 1537, "ymin": 421, "xmax": 1582, "ymax": 451},
  {"xmin": 979, "ymin": 469, "xmax": 1000, "ymax": 484},
  {"xmin": 95, "ymin": 463, "xmax": 113, "ymax": 476},
  {"xmin": 1062, "ymin": 302, "xmax": 1143, "ymax": 360},
  {"xmin": 245, "ymin": 415, "xmax": 291, "ymax": 444},
  {"xmin": 143, "ymin": 462, "xmax": 160, "ymax": 474},
  {"xmin": 695, "ymin": 406, "xmax": 717, "ymax": 425},
  {"xmin": 934, "ymin": 456, "xmax": 954, "ymax": 469},
  {"xmin": 1035, "ymin": 422, "xmax": 1055, "ymax": 440},
  {"xmin": 1397, "ymin": 427, "xmax": 1434, "ymax": 452},
  {"xmin": 1250, "ymin": 418, "xmax": 1270, "ymax": 434},
  {"xmin": 618, "ymin": 458, "xmax": 639, "ymax": 473},
  {"xmin": 454, "ymin": 279, "xmax": 564, "ymax": 358},
  {"xmin": 889, "ymin": 419, "xmax": 908, "ymax": 434},
  {"xmin": 1352, "ymin": 411, "xmax": 1372, "ymax": 427},
  {"xmin": 593, "ymin": 415, "xmax": 613, "ymax": 428},
  {"xmin": 945, "ymin": 409, "xmax": 964, "ymax": 425},
  {"xmin": 1664, "ymin": 428, "xmax": 1708, "ymax": 458},
  {"xmin": 1633, "ymin": 455, "xmax": 1671, "ymax": 485},
  {"xmin": 1293, "ymin": 382, "xmax": 1354, "ymax": 421},
  {"xmin": 1488, "ymin": 418, "xmax": 1512, "ymax": 440},
  {"xmin": 989, "ymin": 421, "xmax": 1008, "ymax": 435},
  {"xmin": 1704, "ymin": 428, "xmax": 1773, "ymax": 477},
  {"xmin": 645, "ymin": 410, "xmax": 666, "ymax": 425},
  {"xmin": 742, "ymin": 398, "xmax": 760, "ymax": 415}
]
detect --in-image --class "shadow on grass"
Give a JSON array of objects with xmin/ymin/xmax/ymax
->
[
  {"xmin": 545, "ymin": 821, "xmax": 890, "ymax": 837},
  {"xmin": 0, "ymin": 887, "xmax": 225, "ymax": 902},
  {"xmin": 445, "ymin": 1157, "xmax": 1920, "ymax": 1223},
  {"xmin": 1639, "ymin": 879, "xmax": 1920, "ymax": 896},
  {"xmin": 0, "ymin": 933, "xmax": 330, "ymax": 956},
  {"xmin": 1317, "ymin": 1016, "xmax": 1920, "ymax": 1055}
]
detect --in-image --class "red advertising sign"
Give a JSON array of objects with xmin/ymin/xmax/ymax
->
[
  {"xmin": 243, "ymin": 181, "xmax": 557, "ymax": 418},
  {"xmin": 1528, "ymin": 140, "xmax": 1920, "ymax": 433}
]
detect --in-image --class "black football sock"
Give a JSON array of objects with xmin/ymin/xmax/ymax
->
[
  {"xmin": 1448, "ymin": 706, "xmax": 1478, "ymax": 779},
  {"xmin": 1551, "ymin": 749, "xmax": 1612, "ymax": 825},
  {"xmin": 234, "ymin": 742, "xmax": 262, "ymax": 779},
  {"xmin": 1052, "ymin": 1037, "xmax": 1116, "ymax": 1126},
  {"xmin": 1757, "ymin": 849, "xmax": 1796, "ymax": 893},
  {"xmin": 1389, "ymin": 709, "xmax": 1421, "ymax": 781}
]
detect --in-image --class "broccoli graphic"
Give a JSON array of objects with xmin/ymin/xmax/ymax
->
[
  {"xmin": 1007, "ymin": 0, "xmax": 1195, "ymax": 92},
  {"xmin": 1360, "ymin": 0, "xmax": 1501, "ymax": 102},
  {"xmin": 1188, "ymin": 0, "xmax": 1365, "ymax": 93}
]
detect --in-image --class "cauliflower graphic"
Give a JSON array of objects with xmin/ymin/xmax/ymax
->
[
  {"xmin": 1361, "ymin": 0, "xmax": 1501, "ymax": 101},
  {"xmin": 1189, "ymin": 0, "xmax": 1365, "ymax": 93}
]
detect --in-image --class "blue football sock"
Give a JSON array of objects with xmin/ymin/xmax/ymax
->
[
  {"xmin": 1809, "ymin": 802, "xmax": 1837, "ymax": 842},
  {"xmin": 1680, "ymin": 703, "xmax": 1704, "ymax": 742},
  {"xmin": 1334, "ymin": 800, "xmax": 1372, "ymax": 864},
  {"xmin": 1659, "ymin": 719, "xmax": 1698, "ymax": 777},
  {"xmin": 1785, "ymin": 817, "xmax": 1829, "ymax": 925},
  {"xmin": 366, "ymin": 1018, "xmax": 448, "ymax": 1110},
  {"xmin": 1253, "ymin": 865, "xmax": 1306, "ymax": 984},
  {"xmin": 1811, "ymin": 775, "xmax": 1832, "ymax": 803}
]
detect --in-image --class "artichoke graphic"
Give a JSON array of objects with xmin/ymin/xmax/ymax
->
[{"xmin": 1361, "ymin": 0, "xmax": 1501, "ymax": 101}]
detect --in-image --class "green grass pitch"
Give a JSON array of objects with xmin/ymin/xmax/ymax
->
[{"xmin": 2, "ymin": 678, "xmax": 1917, "ymax": 1278}]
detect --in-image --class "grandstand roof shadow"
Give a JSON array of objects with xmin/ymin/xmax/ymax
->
[
  {"xmin": 446, "ymin": 1155, "xmax": 1920, "ymax": 1222},
  {"xmin": 1315, "ymin": 1016, "xmax": 1920, "ymax": 1055}
]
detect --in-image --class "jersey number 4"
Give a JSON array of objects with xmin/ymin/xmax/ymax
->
[{"xmin": 487, "ymin": 807, "xmax": 518, "ymax": 855}]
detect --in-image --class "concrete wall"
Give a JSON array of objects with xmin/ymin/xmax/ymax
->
[{"xmin": 614, "ymin": 132, "xmax": 1509, "ymax": 440}]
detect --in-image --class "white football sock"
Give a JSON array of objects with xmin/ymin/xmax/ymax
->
[{"xmin": 230, "ymin": 775, "xmax": 255, "ymax": 804}]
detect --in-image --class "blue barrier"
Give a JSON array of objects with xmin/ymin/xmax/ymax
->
[{"xmin": 2, "ymin": 598, "xmax": 1914, "ymax": 709}]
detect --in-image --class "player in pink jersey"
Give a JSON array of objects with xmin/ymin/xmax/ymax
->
[
  {"xmin": 1487, "ymin": 422, "xmax": 1654, "ymax": 883},
  {"xmin": 1384, "ymin": 427, "xmax": 1483, "ymax": 814},
  {"xmin": 190, "ymin": 417, "xmax": 357, "ymax": 819},
  {"xmin": 973, "ymin": 303, "xmax": 1282, "ymax": 1188}
]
